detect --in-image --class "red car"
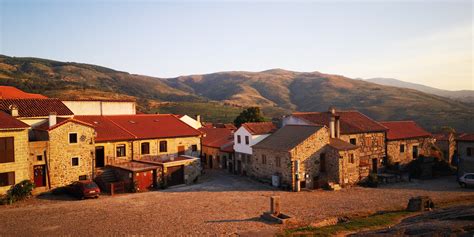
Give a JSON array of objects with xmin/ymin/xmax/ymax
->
[{"xmin": 66, "ymin": 180, "xmax": 101, "ymax": 199}]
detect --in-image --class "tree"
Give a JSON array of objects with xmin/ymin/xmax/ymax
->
[{"xmin": 234, "ymin": 107, "xmax": 265, "ymax": 127}]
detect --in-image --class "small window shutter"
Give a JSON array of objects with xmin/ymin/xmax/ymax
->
[
  {"xmin": 0, "ymin": 138, "xmax": 6, "ymax": 163},
  {"xmin": 6, "ymin": 138, "xmax": 14, "ymax": 162},
  {"xmin": 7, "ymin": 172, "xmax": 15, "ymax": 185}
]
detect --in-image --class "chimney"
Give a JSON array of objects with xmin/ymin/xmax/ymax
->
[
  {"xmin": 9, "ymin": 105, "xmax": 19, "ymax": 117},
  {"xmin": 49, "ymin": 112, "xmax": 57, "ymax": 128},
  {"xmin": 195, "ymin": 114, "xmax": 201, "ymax": 123},
  {"xmin": 330, "ymin": 116, "xmax": 336, "ymax": 138},
  {"xmin": 329, "ymin": 106, "xmax": 336, "ymax": 115},
  {"xmin": 335, "ymin": 115, "xmax": 340, "ymax": 138}
]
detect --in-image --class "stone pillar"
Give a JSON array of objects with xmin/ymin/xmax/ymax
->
[{"xmin": 270, "ymin": 196, "xmax": 280, "ymax": 215}]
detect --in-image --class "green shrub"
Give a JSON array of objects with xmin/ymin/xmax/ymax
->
[
  {"xmin": 367, "ymin": 173, "xmax": 379, "ymax": 187},
  {"xmin": 1, "ymin": 180, "xmax": 35, "ymax": 205}
]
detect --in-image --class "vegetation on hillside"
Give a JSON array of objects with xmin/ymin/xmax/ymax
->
[
  {"xmin": 233, "ymin": 107, "xmax": 266, "ymax": 127},
  {"xmin": 1, "ymin": 55, "xmax": 473, "ymax": 132}
]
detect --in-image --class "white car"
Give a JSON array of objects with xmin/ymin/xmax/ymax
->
[{"xmin": 459, "ymin": 173, "xmax": 474, "ymax": 188}]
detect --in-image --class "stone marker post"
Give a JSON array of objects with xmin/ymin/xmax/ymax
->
[{"xmin": 270, "ymin": 196, "xmax": 280, "ymax": 215}]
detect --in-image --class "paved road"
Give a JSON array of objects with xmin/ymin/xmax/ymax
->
[{"xmin": 0, "ymin": 171, "xmax": 473, "ymax": 236}]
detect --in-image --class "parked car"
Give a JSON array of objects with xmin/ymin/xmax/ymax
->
[
  {"xmin": 459, "ymin": 173, "xmax": 474, "ymax": 188},
  {"xmin": 66, "ymin": 180, "xmax": 101, "ymax": 199}
]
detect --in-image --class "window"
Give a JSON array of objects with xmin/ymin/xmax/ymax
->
[
  {"xmin": 320, "ymin": 153, "xmax": 326, "ymax": 172},
  {"xmin": 275, "ymin": 156, "xmax": 281, "ymax": 167},
  {"xmin": 245, "ymin": 136, "xmax": 250, "ymax": 145},
  {"xmin": 69, "ymin": 133, "xmax": 78, "ymax": 144},
  {"xmin": 192, "ymin": 145, "xmax": 198, "ymax": 152},
  {"xmin": 349, "ymin": 138, "xmax": 357, "ymax": 145},
  {"xmin": 412, "ymin": 146, "xmax": 419, "ymax": 158},
  {"xmin": 71, "ymin": 157, "xmax": 79, "ymax": 166},
  {"xmin": 159, "ymin": 141, "xmax": 167, "ymax": 152},
  {"xmin": 400, "ymin": 144, "xmax": 405, "ymax": 153},
  {"xmin": 79, "ymin": 175, "xmax": 87, "ymax": 180},
  {"xmin": 116, "ymin": 144, "xmax": 126, "ymax": 157},
  {"xmin": 237, "ymin": 135, "xmax": 241, "ymax": 144},
  {"xmin": 0, "ymin": 137, "xmax": 14, "ymax": 163},
  {"xmin": 141, "ymin": 142, "xmax": 150, "ymax": 155},
  {"xmin": 37, "ymin": 155, "xmax": 43, "ymax": 161},
  {"xmin": 262, "ymin": 154, "xmax": 267, "ymax": 164},
  {"xmin": 0, "ymin": 172, "xmax": 15, "ymax": 187},
  {"xmin": 467, "ymin": 148, "xmax": 472, "ymax": 157},
  {"xmin": 349, "ymin": 154, "xmax": 355, "ymax": 164}
]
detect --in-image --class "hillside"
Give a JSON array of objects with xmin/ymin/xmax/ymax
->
[
  {"xmin": 367, "ymin": 78, "xmax": 474, "ymax": 103},
  {"xmin": 1, "ymin": 55, "xmax": 473, "ymax": 132}
]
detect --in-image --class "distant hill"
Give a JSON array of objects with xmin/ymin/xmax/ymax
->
[
  {"xmin": 367, "ymin": 78, "xmax": 474, "ymax": 103},
  {"xmin": 1, "ymin": 54, "xmax": 473, "ymax": 132}
]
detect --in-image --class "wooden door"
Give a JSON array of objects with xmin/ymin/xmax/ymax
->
[
  {"xmin": 95, "ymin": 146, "xmax": 105, "ymax": 168},
  {"xmin": 167, "ymin": 165, "xmax": 184, "ymax": 186},
  {"xmin": 33, "ymin": 165, "xmax": 46, "ymax": 187},
  {"xmin": 177, "ymin": 146, "xmax": 185, "ymax": 156}
]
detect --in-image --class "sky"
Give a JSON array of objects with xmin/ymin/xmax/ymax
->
[{"xmin": 0, "ymin": 0, "xmax": 472, "ymax": 90}]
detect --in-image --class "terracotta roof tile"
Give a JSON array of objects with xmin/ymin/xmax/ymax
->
[
  {"xmin": 74, "ymin": 114, "xmax": 202, "ymax": 142},
  {"xmin": 253, "ymin": 125, "xmax": 323, "ymax": 151},
  {"xmin": 292, "ymin": 111, "xmax": 387, "ymax": 134},
  {"xmin": 0, "ymin": 99, "xmax": 73, "ymax": 117},
  {"xmin": 0, "ymin": 112, "xmax": 29, "ymax": 130},
  {"xmin": 34, "ymin": 118, "xmax": 94, "ymax": 131},
  {"xmin": 241, "ymin": 122, "xmax": 276, "ymax": 135},
  {"xmin": 199, "ymin": 127, "xmax": 234, "ymax": 149},
  {"xmin": 0, "ymin": 86, "xmax": 47, "ymax": 99},
  {"xmin": 458, "ymin": 133, "xmax": 474, "ymax": 142},
  {"xmin": 380, "ymin": 121, "xmax": 431, "ymax": 140}
]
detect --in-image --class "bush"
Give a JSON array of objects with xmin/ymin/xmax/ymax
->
[
  {"xmin": 366, "ymin": 173, "xmax": 379, "ymax": 188},
  {"xmin": 1, "ymin": 180, "xmax": 35, "ymax": 205}
]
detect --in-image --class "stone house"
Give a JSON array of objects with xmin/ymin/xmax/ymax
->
[
  {"xmin": 433, "ymin": 132, "xmax": 456, "ymax": 164},
  {"xmin": 251, "ymin": 124, "xmax": 359, "ymax": 191},
  {"xmin": 0, "ymin": 112, "xmax": 30, "ymax": 195},
  {"xmin": 380, "ymin": 121, "xmax": 433, "ymax": 168},
  {"xmin": 33, "ymin": 118, "xmax": 96, "ymax": 188},
  {"xmin": 199, "ymin": 127, "xmax": 234, "ymax": 170},
  {"xmin": 457, "ymin": 133, "xmax": 474, "ymax": 175},
  {"xmin": 283, "ymin": 108, "xmax": 387, "ymax": 177},
  {"xmin": 233, "ymin": 122, "xmax": 276, "ymax": 175}
]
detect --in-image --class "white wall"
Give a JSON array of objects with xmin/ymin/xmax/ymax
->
[
  {"xmin": 233, "ymin": 126, "xmax": 270, "ymax": 155},
  {"xmin": 62, "ymin": 101, "xmax": 136, "ymax": 115},
  {"xmin": 179, "ymin": 115, "xmax": 202, "ymax": 129}
]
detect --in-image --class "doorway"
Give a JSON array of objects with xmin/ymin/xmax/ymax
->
[
  {"xmin": 177, "ymin": 146, "xmax": 185, "ymax": 156},
  {"xmin": 372, "ymin": 158, "xmax": 378, "ymax": 173},
  {"xmin": 95, "ymin": 146, "xmax": 105, "ymax": 168},
  {"xmin": 33, "ymin": 165, "xmax": 46, "ymax": 187}
]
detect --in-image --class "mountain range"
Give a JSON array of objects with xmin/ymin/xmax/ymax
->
[
  {"xmin": 367, "ymin": 78, "xmax": 474, "ymax": 103},
  {"xmin": 0, "ymin": 54, "xmax": 473, "ymax": 132}
]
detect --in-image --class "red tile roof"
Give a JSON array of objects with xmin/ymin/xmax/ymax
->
[
  {"xmin": 292, "ymin": 111, "xmax": 387, "ymax": 134},
  {"xmin": 380, "ymin": 121, "xmax": 431, "ymax": 140},
  {"xmin": 0, "ymin": 112, "xmax": 29, "ymax": 130},
  {"xmin": 199, "ymin": 127, "xmax": 234, "ymax": 149},
  {"xmin": 253, "ymin": 125, "xmax": 323, "ymax": 151},
  {"xmin": 0, "ymin": 86, "xmax": 47, "ymax": 99},
  {"xmin": 74, "ymin": 114, "xmax": 202, "ymax": 142},
  {"xmin": 0, "ymin": 99, "xmax": 73, "ymax": 117},
  {"xmin": 458, "ymin": 133, "xmax": 474, "ymax": 142},
  {"xmin": 241, "ymin": 122, "xmax": 276, "ymax": 135},
  {"xmin": 35, "ymin": 117, "xmax": 95, "ymax": 131}
]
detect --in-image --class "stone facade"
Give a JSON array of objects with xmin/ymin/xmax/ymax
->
[
  {"xmin": 326, "ymin": 147, "xmax": 360, "ymax": 186},
  {"xmin": 339, "ymin": 132, "xmax": 385, "ymax": 174},
  {"xmin": 162, "ymin": 158, "xmax": 201, "ymax": 186},
  {"xmin": 201, "ymin": 145, "xmax": 232, "ymax": 170},
  {"xmin": 97, "ymin": 136, "xmax": 201, "ymax": 165},
  {"xmin": 0, "ymin": 129, "xmax": 30, "ymax": 194},
  {"xmin": 47, "ymin": 122, "xmax": 95, "ymax": 188},
  {"xmin": 386, "ymin": 137, "xmax": 433, "ymax": 167},
  {"xmin": 250, "ymin": 128, "xmax": 335, "ymax": 191}
]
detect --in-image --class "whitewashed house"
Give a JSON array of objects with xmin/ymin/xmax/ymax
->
[{"xmin": 233, "ymin": 122, "xmax": 276, "ymax": 175}]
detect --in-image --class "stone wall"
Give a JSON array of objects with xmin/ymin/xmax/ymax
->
[
  {"xmin": 48, "ymin": 122, "xmax": 95, "ymax": 188},
  {"xmin": 0, "ymin": 129, "xmax": 30, "ymax": 195},
  {"xmin": 162, "ymin": 158, "xmax": 202, "ymax": 185},
  {"xmin": 386, "ymin": 137, "xmax": 433, "ymax": 166},
  {"xmin": 97, "ymin": 136, "xmax": 201, "ymax": 165},
  {"xmin": 340, "ymin": 132, "xmax": 385, "ymax": 174}
]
